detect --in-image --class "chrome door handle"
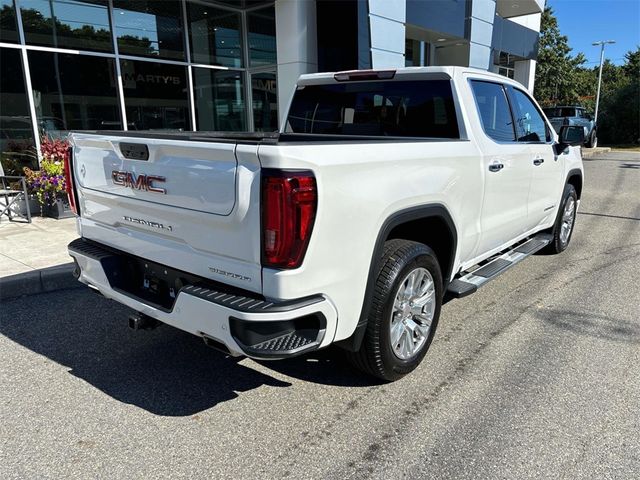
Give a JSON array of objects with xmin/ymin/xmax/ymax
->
[
  {"xmin": 489, "ymin": 163, "xmax": 504, "ymax": 172},
  {"xmin": 533, "ymin": 158, "xmax": 545, "ymax": 166}
]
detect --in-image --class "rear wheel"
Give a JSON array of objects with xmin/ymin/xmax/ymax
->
[{"xmin": 348, "ymin": 240, "xmax": 443, "ymax": 381}]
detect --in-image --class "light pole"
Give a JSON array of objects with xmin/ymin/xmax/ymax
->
[{"xmin": 592, "ymin": 40, "xmax": 615, "ymax": 124}]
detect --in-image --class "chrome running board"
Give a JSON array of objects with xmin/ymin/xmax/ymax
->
[{"xmin": 447, "ymin": 233, "xmax": 552, "ymax": 298}]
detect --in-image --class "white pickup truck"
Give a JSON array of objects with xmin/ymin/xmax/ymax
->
[{"xmin": 67, "ymin": 67, "xmax": 585, "ymax": 381}]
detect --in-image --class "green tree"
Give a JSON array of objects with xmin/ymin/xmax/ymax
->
[
  {"xmin": 622, "ymin": 47, "xmax": 640, "ymax": 78},
  {"xmin": 534, "ymin": 6, "xmax": 586, "ymax": 105},
  {"xmin": 598, "ymin": 47, "xmax": 640, "ymax": 145},
  {"xmin": 573, "ymin": 66, "xmax": 597, "ymax": 111}
]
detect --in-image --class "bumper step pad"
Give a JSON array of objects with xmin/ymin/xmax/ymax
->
[
  {"xmin": 68, "ymin": 238, "xmax": 114, "ymax": 261},
  {"xmin": 251, "ymin": 332, "xmax": 315, "ymax": 352},
  {"xmin": 447, "ymin": 233, "xmax": 552, "ymax": 299}
]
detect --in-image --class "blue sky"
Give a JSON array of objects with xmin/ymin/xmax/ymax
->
[{"xmin": 548, "ymin": 0, "xmax": 640, "ymax": 66}]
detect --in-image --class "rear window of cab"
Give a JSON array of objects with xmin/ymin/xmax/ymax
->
[{"xmin": 285, "ymin": 80, "xmax": 460, "ymax": 139}]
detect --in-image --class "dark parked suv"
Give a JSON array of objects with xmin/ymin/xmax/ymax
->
[{"xmin": 543, "ymin": 106, "xmax": 597, "ymax": 148}]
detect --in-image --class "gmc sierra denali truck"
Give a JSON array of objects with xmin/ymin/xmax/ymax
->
[{"xmin": 67, "ymin": 67, "xmax": 585, "ymax": 381}]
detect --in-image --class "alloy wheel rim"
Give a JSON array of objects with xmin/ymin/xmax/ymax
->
[
  {"xmin": 389, "ymin": 267, "xmax": 436, "ymax": 360},
  {"xmin": 560, "ymin": 197, "xmax": 575, "ymax": 245}
]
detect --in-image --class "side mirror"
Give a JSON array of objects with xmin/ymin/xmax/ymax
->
[
  {"xmin": 554, "ymin": 125, "xmax": 585, "ymax": 155},
  {"xmin": 559, "ymin": 125, "xmax": 585, "ymax": 146}
]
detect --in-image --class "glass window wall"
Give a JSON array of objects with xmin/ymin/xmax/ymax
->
[
  {"xmin": 0, "ymin": 48, "xmax": 37, "ymax": 171},
  {"xmin": 20, "ymin": 0, "xmax": 112, "ymax": 52},
  {"xmin": 121, "ymin": 59, "xmax": 189, "ymax": 130},
  {"xmin": 251, "ymin": 71, "xmax": 277, "ymax": 131},
  {"xmin": 193, "ymin": 67, "xmax": 245, "ymax": 131},
  {"xmin": 187, "ymin": 3, "xmax": 242, "ymax": 67},
  {"xmin": 247, "ymin": 6, "xmax": 275, "ymax": 67},
  {"xmin": 0, "ymin": 0, "xmax": 19, "ymax": 43},
  {"xmin": 114, "ymin": 0, "xmax": 185, "ymax": 60},
  {"xmin": 29, "ymin": 51, "xmax": 121, "ymax": 132},
  {"xmin": 0, "ymin": 0, "xmax": 278, "ymax": 146}
]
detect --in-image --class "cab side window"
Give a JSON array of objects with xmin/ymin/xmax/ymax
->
[
  {"xmin": 470, "ymin": 80, "xmax": 516, "ymax": 142},
  {"xmin": 511, "ymin": 88, "xmax": 550, "ymax": 143}
]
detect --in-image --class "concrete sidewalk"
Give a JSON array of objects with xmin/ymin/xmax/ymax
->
[{"xmin": 0, "ymin": 216, "xmax": 79, "ymax": 300}]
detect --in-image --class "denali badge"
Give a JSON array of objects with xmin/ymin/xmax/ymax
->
[
  {"xmin": 123, "ymin": 216, "xmax": 173, "ymax": 232},
  {"xmin": 208, "ymin": 267, "xmax": 252, "ymax": 283},
  {"xmin": 112, "ymin": 170, "xmax": 166, "ymax": 194}
]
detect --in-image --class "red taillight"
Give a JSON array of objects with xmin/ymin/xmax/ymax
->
[
  {"xmin": 63, "ymin": 147, "xmax": 79, "ymax": 215},
  {"xmin": 262, "ymin": 170, "xmax": 317, "ymax": 269}
]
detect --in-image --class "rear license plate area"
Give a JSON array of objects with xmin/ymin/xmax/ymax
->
[{"xmin": 101, "ymin": 254, "xmax": 201, "ymax": 311}]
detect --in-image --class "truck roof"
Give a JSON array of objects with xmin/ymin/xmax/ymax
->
[{"xmin": 297, "ymin": 66, "xmax": 527, "ymax": 89}]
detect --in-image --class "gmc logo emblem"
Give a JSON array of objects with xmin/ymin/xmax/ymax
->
[{"xmin": 111, "ymin": 170, "xmax": 166, "ymax": 194}]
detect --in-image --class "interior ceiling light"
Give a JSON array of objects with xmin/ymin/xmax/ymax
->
[{"xmin": 437, "ymin": 38, "xmax": 446, "ymax": 42}]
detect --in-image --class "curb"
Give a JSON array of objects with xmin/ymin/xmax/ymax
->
[
  {"xmin": 0, "ymin": 262, "xmax": 83, "ymax": 302},
  {"xmin": 582, "ymin": 147, "xmax": 611, "ymax": 159}
]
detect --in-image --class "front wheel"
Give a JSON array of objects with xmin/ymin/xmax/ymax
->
[
  {"xmin": 544, "ymin": 184, "xmax": 578, "ymax": 254},
  {"xmin": 348, "ymin": 240, "xmax": 443, "ymax": 382},
  {"xmin": 586, "ymin": 130, "xmax": 597, "ymax": 148}
]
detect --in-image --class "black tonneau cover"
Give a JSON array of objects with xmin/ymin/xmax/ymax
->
[
  {"xmin": 73, "ymin": 130, "xmax": 281, "ymax": 145},
  {"xmin": 73, "ymin": 130, "xmax": 464, "ymax": 145}
]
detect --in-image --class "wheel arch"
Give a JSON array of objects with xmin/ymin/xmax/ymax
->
[
  {"xmin": 337, "ymin": 204, "xmax": 458, "ymax": 352},
  {"xmin": 566, "ymin": 168, "xmax": 583, "ymax": 200}
]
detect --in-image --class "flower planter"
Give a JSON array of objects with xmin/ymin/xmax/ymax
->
[
  {"xmin": 44, "ymin": 197, "xmax": 74, "ymax": 219},
  {"xmin": 10, "ymin": 195, "xmax": 41, "ymax": 217}
]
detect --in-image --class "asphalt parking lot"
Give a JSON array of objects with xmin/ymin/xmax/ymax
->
[{"xmin": 1, "ymin": 151, "xmax": 639, "ymax": 479}]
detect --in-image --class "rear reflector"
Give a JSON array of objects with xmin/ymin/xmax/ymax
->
[
  {"xmin": 334, "ymin": 69, "xmax": 396, "ymax": 82},
  {"xmin": 262, "ymin": 170, "xmax": 317, "ymax": 269},
  {"xmin": 63, "ymin": 147, "xmax": 79, "ymax": 215}
]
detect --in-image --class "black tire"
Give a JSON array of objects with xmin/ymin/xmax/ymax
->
[
  {"xmin": 586, "ymin": 130, "xmax": 597, "ymax": 148},
  {"xmin": 347, "ymin": 239, "xmax": 443, "ymax": 382},
  {"xmin": 544, "ymin": 184, "xmax": 578, "ymax": 254}
]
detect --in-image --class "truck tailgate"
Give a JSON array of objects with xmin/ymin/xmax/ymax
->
[{"xmin": 71, "ymin": 133, "xmax": 263, "ymax": 293}]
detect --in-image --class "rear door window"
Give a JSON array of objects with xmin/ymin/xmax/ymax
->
[
  {"xmin": 285, "ymin": 79, "xmax": 459, "ymax": 138},
  {"xmin": 470, "ymin": 80, "xmax": 515, "ymax": 142}
]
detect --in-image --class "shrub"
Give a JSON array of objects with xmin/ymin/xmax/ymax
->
[{"xmin": 24, "ymin": 136, "xmax": 69, "ymax": 207}]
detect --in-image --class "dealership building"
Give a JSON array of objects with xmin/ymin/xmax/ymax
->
[{"xmin": 0, "ymin": 0, "xmax": 544, "ymax": 170}]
